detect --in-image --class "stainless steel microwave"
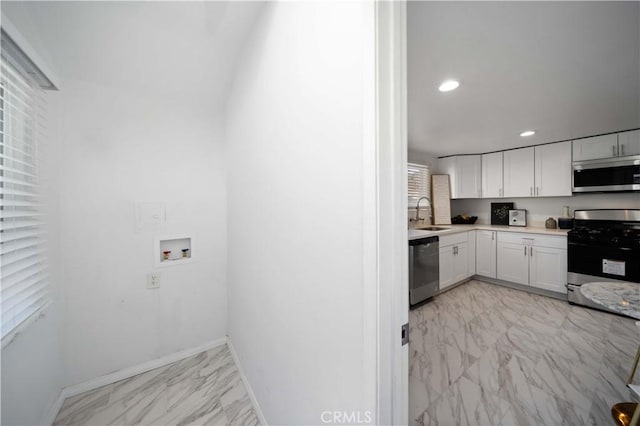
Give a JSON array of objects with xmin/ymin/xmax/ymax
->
[{"xmin": 572, "ymin": 155, "xmax": 640, "ymax": 192}]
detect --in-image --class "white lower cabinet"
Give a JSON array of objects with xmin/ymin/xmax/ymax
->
[
  {"xmin": 437, "ymin": 229, "xmax": 567, "ymax": 294},
  {"xmin": 496, "ymin": 241, "xmax": 529, "ymax": 285},
  {"xmin": 467, "ymin": 231, "xmax": 476, "ymax": 276},
  {"xmin": 475, "ymin": 230, "xmax": 497, "ymax": 278},
  {"xmin": 439, "ymin": 233, "xmax": 471, "ymax": 291},
  {"xmin": 496, "ymin": 232, "xmax": 567, "ymax": 294},
  {"xmin": 439, "ymin": 246, "xmax": 455, "ymax": 290},
  {"xmin": 529, "ymin": 246, "xmax": 568, "ymax": 293}
]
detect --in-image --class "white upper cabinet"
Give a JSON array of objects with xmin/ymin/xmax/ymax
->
[
  {"xmin": 572, "ymin": 134, "xmax": 618, "ymax": 161},
  {"xmin": 440, "ymin": 155, "xmax": 481, "ymax": 199},
  {"xmin": 457, "ymin": 156, "xmax": 482, "ymax": 199},
  {"xmin": 503, "ymin": 147, "xmax": 535, "ymax": 197},
  {"xmin": 481, "ymin": 152, "xmax": 503, "ymax": 198},
  {"xmin": 618, "ymin": 130, "xmax": 640, "ymax": 157},
  {"xmin": 503, "ymin": 144, "xmax": 571, "ymax": 197},
  {"xmin": 534, "ymin": 141, "xmax": 572, "ymax": 196},
  {"xmin": 573, "ymin": 131, "xmax": 640, "ymax": 161}
]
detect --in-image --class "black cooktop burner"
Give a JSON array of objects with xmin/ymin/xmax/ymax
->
[{"xmin": 569, "ymin": 210, "xmax": 640, "ymax": 247}]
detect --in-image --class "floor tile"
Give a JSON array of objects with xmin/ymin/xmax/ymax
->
[
  {"xmin": 410, "ymin": 279, "xmax": 640, "ymax": 426},
  {"xmin": 53, "ymin": 345, "xmax": 259, "ymax": 426}
]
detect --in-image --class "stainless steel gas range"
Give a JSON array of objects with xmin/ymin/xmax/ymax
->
[{"xmin": 567, "ymin": 209, "xmax": 640, "ymax": 315}]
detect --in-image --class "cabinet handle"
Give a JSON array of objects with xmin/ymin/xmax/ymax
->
[
  {"xmin": 530, "ymin": 246, "xmax": 533, "ymax": 256},
  {"xmin": 530, "ymin": 187, "xmax": 533, "ymax": 196},
  {"xmin": 524, "ymin": 246, "xmax": 527, "ymax": 256},
  {"xmin": 491, "ymin": 232, "xmax": 495, "ymax": 240},
  {"xmin": 621, "ymin": 144, "xmax": 625, "ymax": 156},
  {"xmin": 613, "ymin": 145, "xmax": 616, "ymax": 156}
]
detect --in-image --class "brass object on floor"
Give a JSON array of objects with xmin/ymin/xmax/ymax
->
[{"xmin": 612, "ymin": 403, "xmax": 640, "ymax": 426}]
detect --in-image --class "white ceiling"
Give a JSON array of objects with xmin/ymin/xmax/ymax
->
[
  {"xmin": 4, "ymin": 1, "xmax": 264, "ymax": 112},
  {"xmin": 408, "ymin": 1, "xmax": 640, "ymax": 157}
]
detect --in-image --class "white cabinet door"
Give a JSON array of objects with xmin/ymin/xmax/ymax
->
[
  {"xmin": 572, "ymin": 134, "xmax": 618, "ymax": 161},
  {"xmin": 503, "ymin": 147, "xmax": 534, "ymax": 197},
  {"xmin": 439, "ymin": 157, "xmax": 457, "ymax": 198},
  {"xmin": 439, "ymin": 246, "xmax": 455, "ymax": 290},
  {"xmin": 456, "ymin": 156, "xmax": 482, "ymax": 199},
  {"xmin": 529, "ymin": 246, "xmax": 567, "ymax": 293},
  {"xmin": 535, "ymin": 141, "xmax": 572, "ymax": 197},
  {"xmin": 619, "ymin": 130, "xmax": 640, "ymax": 157},
  {"xmin": 467, "ymin": 231, "xmax": 476, "ymax": 277},
  {"xmin": 453, "ymin": 242, "xmax": 469, "ymax": 283},
  {"xmin": 482, "ymin": 152, "xmax": 503, "ymax": 198},
  {"xmin": 475, "ymin": 230, "xmax": 497, "ymax": 278},
  {"xmin": 497, "ymin": 241, "xmax": 529, "ymax": 285},
  {"xmin": 440, "ymin": 155, "xmax": 481, "ymax": 199}
]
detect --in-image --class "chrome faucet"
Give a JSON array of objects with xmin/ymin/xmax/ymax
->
[{"xmin": 413, "ymin": 196, "xmax": 432, "ymax": 224}]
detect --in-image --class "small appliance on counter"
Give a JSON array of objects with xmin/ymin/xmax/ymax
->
[
  {"xmin": 558, "ymin": 217, "xmax": 574, "ymax": 229},
  {"xmin": 545, "ymin": 217, "xmax": 558, "ymax": 229},
  {"xmin": 558, "ymin": 205, "xmax": 573, "ymax": 229},
  {"xmin": 508, "ymin": 209, "xmax": 527, "ymax": 227}
]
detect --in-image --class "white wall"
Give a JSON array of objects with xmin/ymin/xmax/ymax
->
[
  {"xmin": 57, "ymin": 78, "xmax": 228, "ymax": 386},
  {"xmin": 407, "ymin": 149, "xmax": 437, "ymax": 170},
  {"xmin": 452, "ymin": 193, "xmax": 640, "ymax": 227},
  {"xmin": 225, "ymin": 2, "xmax": 376, "ymax": 424}
]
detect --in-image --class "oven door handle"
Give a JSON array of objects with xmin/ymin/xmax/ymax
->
[{"xmin": 568, "ymin": 242, "xmax": 633, "ymax": 251}]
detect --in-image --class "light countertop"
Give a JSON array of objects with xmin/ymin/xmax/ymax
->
[
  {"xmin": 408, "ymin": 224, "xmax": 570, "ymax": 240},
  {"xmin": 580, "ymin": 281, "xmax": 640, "ymax": 320}
]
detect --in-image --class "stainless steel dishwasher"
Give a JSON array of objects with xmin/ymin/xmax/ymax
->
[{"xmin": 409, "ymin": 236, "xmax": 439, "ymax": 308}]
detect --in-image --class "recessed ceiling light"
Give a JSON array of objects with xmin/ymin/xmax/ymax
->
[
  {"xmin": 520, "ymin": 130, "xmax": 536, "ymax": 137},
  {"xmin": 438, "ymin": 79, "xmax": 460, "ymax": 92}
]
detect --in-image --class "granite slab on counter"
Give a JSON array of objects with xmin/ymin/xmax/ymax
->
[
  {"xmin": 408, "ymin": 224, "xmax": 569, "ymax": 240},
  {"xmin": 580, "ymin": 282, "xmax": 640, "ymax": 320}
]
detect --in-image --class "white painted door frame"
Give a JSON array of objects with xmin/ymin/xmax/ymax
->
[{"xmin": 371, "ymin": 1, "xmax": 409, "ymax": 425}]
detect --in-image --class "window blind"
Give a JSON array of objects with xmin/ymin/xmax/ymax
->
[
  {"xmin": 407, "ymin": 162, "xmax": 430, "ymax": 207},
  {"xmin": 0, "ymin": 55, "xmax": 49, "ymax": 340}
]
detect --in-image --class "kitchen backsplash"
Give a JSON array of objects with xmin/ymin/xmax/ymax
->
[{"xmin": 450, "ymin": 192, "xmax": 639, "ymax": 227}]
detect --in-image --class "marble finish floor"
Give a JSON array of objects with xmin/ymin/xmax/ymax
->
[
  {"xmin": 410, "ymin": 279, "xmax": 639, "ymax": 426},
  {"xmin": 54, "ymin": 344, "xmax": 259, "ymax": 426}
]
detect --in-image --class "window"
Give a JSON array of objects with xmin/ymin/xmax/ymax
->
[
  {"xmin": 0, "ymin": 39, "xmax": 50, "ymax": 341},
  {"xmin": 407, "ymin": 162, "xmax": 430, "ymax": 208}
]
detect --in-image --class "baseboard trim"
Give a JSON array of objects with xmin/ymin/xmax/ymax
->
[
  {"xmin": 474, "ymin": 275, "xmax": 567, "ymax": 301},
  {"xmin": 42, "ymin": 389, "xmax": 66, "ymax": 426},
  {"xmin": 43, "ymin": 337, "xmax": 227, "ymax": 424},
  {"xmin": 227, "ymin": 337, "xmax": 268, "ymax": 426}
]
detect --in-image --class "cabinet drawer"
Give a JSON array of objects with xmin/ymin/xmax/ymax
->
[
  {"xmin": 497, "ymin": 232, "xmax": 530, "ymax": 245},
  {"xmin": 497, "ymin": 231, "xmax": 566, "ymax": 249},
  {"xmin": 533, "ymin": 235, "xmax": 566, "ymax": 250},
  {"xmin": 439, "ymin": 232, "xmax": 468, "ymax": 247}
]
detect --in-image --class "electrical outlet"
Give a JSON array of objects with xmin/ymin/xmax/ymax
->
[{"xmin": 147, "ymin": 272, "xmax": 161, "ymax": 289}]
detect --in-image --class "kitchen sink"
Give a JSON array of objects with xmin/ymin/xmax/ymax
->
[{"xmin": 416, "ymin": 226, "xmax": 450, "ymax": 231}]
